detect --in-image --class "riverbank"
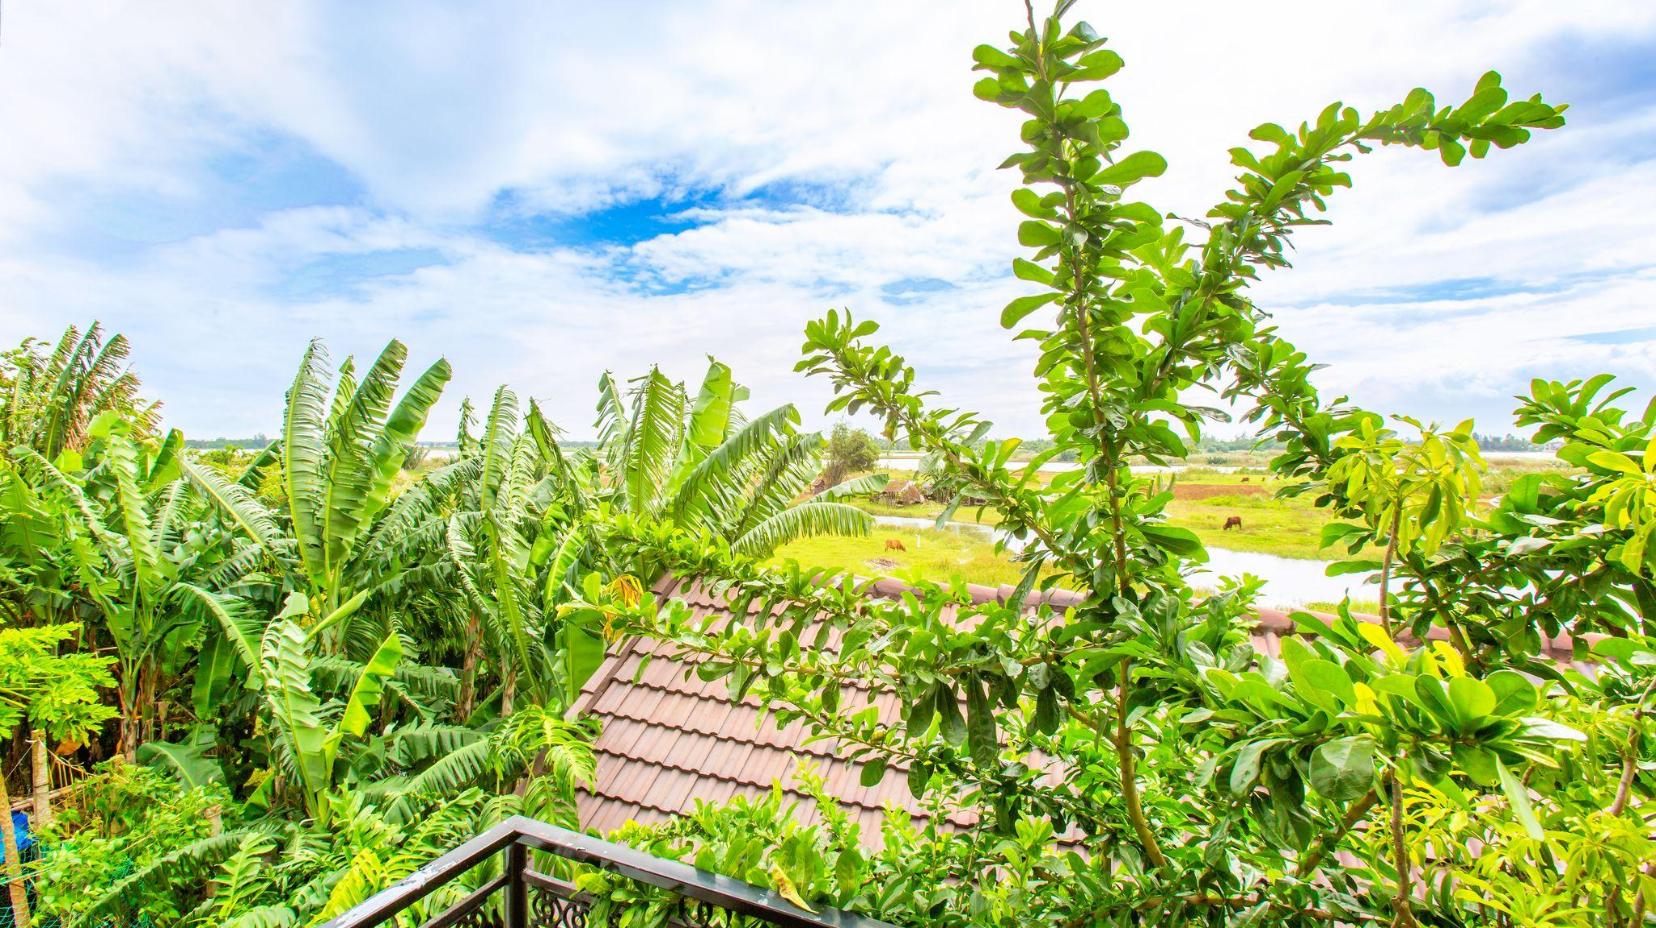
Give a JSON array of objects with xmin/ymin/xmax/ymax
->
[
  {"xmin": 773, "ymin": 457, "xmax": 1576, "ymax": 606},
  {"xmin": 766, "ymin": 516, "xmax": 1380, "ymax": 608}
]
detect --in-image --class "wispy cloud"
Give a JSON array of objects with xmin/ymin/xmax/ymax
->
[{"xmin": 1, "ymin": 0, "xmax": 1653, "ymax": 439}]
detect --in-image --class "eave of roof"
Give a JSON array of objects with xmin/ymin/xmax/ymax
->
[{"xmin": 572, "ymin": 574, "xmax": 1593, "ymax": 845}]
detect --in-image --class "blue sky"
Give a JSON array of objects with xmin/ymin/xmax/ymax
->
[{"xmin": 1, "ymin": 0, "xmax": 1654, "ymax": 440}]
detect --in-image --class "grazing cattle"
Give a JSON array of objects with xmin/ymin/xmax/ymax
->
[
  {"xmin": 885, "ymin": 538, "xmax": 907, "ymax": 551},
  {"xmin": 1223, "ymin": 516, "xmax": 1243, "ymax": 531},
  {"xmin": 1240, "ymin": 477, "xmax": 1249, "ymax": 482}
]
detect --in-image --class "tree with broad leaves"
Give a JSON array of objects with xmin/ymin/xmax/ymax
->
[{"xmin": 577, "ymin": 3, "xmax": 1651, "ymax": 925}]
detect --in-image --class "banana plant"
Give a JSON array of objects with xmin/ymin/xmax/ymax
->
[
  {"xmin": 0, "ymin": 322, "xmax": 159, "ymax": 461},
  {"xmin": 444, "ymin": 387, "xmax": 596, "ymax": 714},
  {"xmin": 189, "ymin": 338, "xmax": 450, "ymax": 654},
  {"xmin": 8, "ymin": 413, "xmax": 249, "ymax": 759},
  {"xmin": 594, "ymin": 358, "xmax": 884, "ymax": 557},
  {"xmin": 209, "ymin": 592, "xmax": 403, "ymax": 826}
]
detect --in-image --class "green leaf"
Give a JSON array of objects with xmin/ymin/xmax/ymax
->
[
  {"xmin": 907, "ymin": 686, "xmax": 937, "ymax": 738},
  {"xmin": 685, "ymin": 357, "xmax": 741, "ymax": 452},
  {"xmin": 281, "ymin": 340, "xmax": 333, "ymax": 586},
  {"xmin": 1291, "ymin": 659, "xmax": 1355, "ymax": 713},
  {"xmin": 1010, "ymin": 188, "xmax": 1054, "ymax": 218},
  {"xmin": 1072, "ymin": 89, "xmax": 1115, "ymax": 119},
  {"xmin": 859, "ymin": 758, "xmax": 887, "ymax": 787},
  {"xmin": 1000, "ymin": 293, "xmax": 1059, "ymax": 329},
  {"xmin": 965, "ymin": 676, "xmax": 996, "ymax": 768},
  {"xmin": 562, "ymin": 624, "xmax": 608, "ymax": 707},
  {"xmin": 1017, "ymin": 220, "xmax": 1062, "ymax": 247},
  {"xmin": 305, "ymin": 589, "xmax": 370, "ymax": 644},
  {"xmin": 1446, "ymin": 676, "xmax": 1496, "ymax": 723},
  {"xmin": 1452, "ymin": 743, "xmax": 1498, "ymax": 786},
  {"xmin": 1092, "ymin": 151, "xmax": 1167, "ymax": 187},
  {"xmin": 1516, "ymin": 717, "xmax": 1586, "ymax": 742},
  {"xmin": 1032, "ymin": 686, "xmax": 1059, "ymax": 735},
  {"xmin": 1486, "ymin": 671, "xmax": 1538, "ymax": 715},
  {"xmin": 906, "ymin": 762, "xmax": 931, "ymax": 797},
  {"xmin": 1141, "ymin": 523, "xmax": 1204, "ymax": 556},
  {"xmin": 138, "ymin": 737, "xmax": 225, "ymax": 790},
  {"xmin": 971, "ymin": 44, "xmax": 1019, "ymax": 70},
  {"xmin": 1229, "ymin": 738, "xmax": 1284, "ymax": 794},
  {"xmin": 1496, "ymin": 758, "xmax": 1544, "ymax": 840},
  {"xmin": 1012, "ymin": 258, "xmax": 1053, "ymax": 284},
  {"xmin": 337, "ymin": 632, "xmax": 402, "ymax": 739},
  {"xmin": 1588, "ymin": 450, "xmax": 1639, "ymax": 474},
  {"xmin": 937, "ymin": 686, "xmax": 966, "ymax": 747},
  {"xmin": 1069, "ymin": 48, "xmax": 1124, "ymax": 82},
  {"xmin": 1310, "ymin": 736, "xmax": 1375, "ymax": 801},
  {"xmin": 1325, "ymin": 559, "xmax": 1383, "ymax": 576}
]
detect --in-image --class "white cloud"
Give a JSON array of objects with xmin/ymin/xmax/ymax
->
[{"xmin": 0, "ymin": 0, "xmax": 1652, "ymax": 439}]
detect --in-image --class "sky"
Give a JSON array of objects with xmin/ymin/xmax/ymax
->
[{"xmin": 1, "ymin": 0, "xmax": 1654, "ymax": 442}]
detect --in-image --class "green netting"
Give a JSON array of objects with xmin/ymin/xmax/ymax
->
[{"xmin": 0, "ymin": 844, "xmax": 156, "ymax": 928}]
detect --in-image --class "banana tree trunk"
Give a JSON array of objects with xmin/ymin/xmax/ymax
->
[
  {"xmin": 501, "ymin": 667, "xmax": 516, "ymax": 717},
  {"xmin": 29, "ymin": 733, "xmax": 50, "ymax": 831},
  {"xmin": 116, "ymin": 675, "xmax": 139, "ymax": 763},
  {"xmin": 457, "ymin": 612, "xmax": 482, "ymax": 721},
  {"xmin": 202, "ymin": 804, "xmax": 223, "ymax": 899},
  {"xmin": 137, "ymin": 665, "xmax": 158, "ymax": 747},
  {"xmin": 0, "ymin": 770, "xmax": 31, "ymax": 928}
]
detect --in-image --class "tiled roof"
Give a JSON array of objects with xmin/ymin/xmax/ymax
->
[
  {"xmin": 572, "ymin": 576, "xmax": 952, "ymax": 841},
  {"xmin": 572, "ymin": 575, "xmax": 1590, "ymax": 844}
]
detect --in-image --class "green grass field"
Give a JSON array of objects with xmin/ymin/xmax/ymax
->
[
  {"xmin": 1164, "ymin": 490, "xmax": 1348, "ymax": 559},
  {"xmin": 812, "ymin": 460, "xmax": 1576, "ymax": 586},
  {"xmin": 853, "ymin": 469, "xmax": 1349, "ymax": 560},
  {"xmin": 767, "ymin": 523, "xmax": 1033, "ymax": 586}
]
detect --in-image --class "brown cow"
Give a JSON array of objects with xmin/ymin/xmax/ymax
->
[
  {"xmin": 1223, "ymin": 516, "xmax": 1243, "ymax": 531},
  {"xmin": 885, "ymin": 539, "xmax": 907, "ymax": 551}
]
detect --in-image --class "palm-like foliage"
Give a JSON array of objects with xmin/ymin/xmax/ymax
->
[
  {"xmin": 594, "ymin": 358, "xmax": 882, "ymax": 557},
  {"xmin": 0, "ymin": 322, "xmax": 159, "ymax": 460},
  {"xmin": 8, "ymin": 414, "xmax": 251, "ymax": 758},
  {"xmin": 443, "ymin": 387, "xmax": 597, "ymax": 714},
  {"xmin": 198, "ymin": 590, "xmax": 403, "ymax": 826},
  {"xmin": 192, "ymin": 339, "xmax": 451, "ymax": 651}
]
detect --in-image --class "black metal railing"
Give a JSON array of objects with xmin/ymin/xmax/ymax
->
[{"xmin": 317, "ymin": 816, "xmax": 896, "ymax": 928}]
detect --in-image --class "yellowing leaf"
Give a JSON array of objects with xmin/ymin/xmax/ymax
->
[
  {"xmin": 1354, "ymin": 682, "xmax": 1380, "ymax": 716},
  {"xmin": 769, "ymin": 866, "xmax": 816, "ymax": 913},
  {"xmin": 1357, "ymin": 623, "xmax": 1407, "ymax": 666},
  {"xmin": 1431, "ymin": 640, "xmax": 1466, "ymax": 677}
]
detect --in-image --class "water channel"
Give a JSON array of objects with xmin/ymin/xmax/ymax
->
[{"xmin": 870, "ymin": 514, "xmax": 1375, "ymax": 608}]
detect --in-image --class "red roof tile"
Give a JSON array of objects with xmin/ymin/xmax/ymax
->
[{"xmin": 573, "ymin": 575, "xmax": 1589, "ymax": 847}]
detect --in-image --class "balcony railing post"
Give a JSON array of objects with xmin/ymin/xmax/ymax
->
[
  {"xmin": 318, "ymin": 816, "xmax": 899, "ymax": 928},
  {"xmin": 505, "ymin": 841, "xmax": 528, "ymax": 928}
]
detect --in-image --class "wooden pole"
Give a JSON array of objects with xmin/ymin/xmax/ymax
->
[
  {"xmin": 29, "ymin": 733, "xmax": 49, "ymax": 831},
  {"xmin": 0, "ymin": 768, "xmax": 32, "ymax": 928}
]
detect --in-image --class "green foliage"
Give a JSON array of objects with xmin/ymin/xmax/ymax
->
[
  {"xmin": 822, "ymin": 423, "xmax": 881, "ymax": 486},
  {"xmin": 0, "ymin": 623, "xmax": 116, "ymax": 739},
  {"xmin": 31, "ymin": 762, "xmax": 229, "ymax": 926},
  {"xmin": 0, "ymin": 7, "xmax": 1641, "ymax": 928},
  {"xmin": 594, "ymin": 358, "xmax": 879, "ymax": 558},
  {"xmin": 0, "ymin": 322, "xmax": 159, "ymax": 461},
  {"xmin": 584, "ymin": 4, "xmax": 1656, "ymax": 927}
]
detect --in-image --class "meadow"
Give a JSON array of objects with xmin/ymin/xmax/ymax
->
[{"xmin": 774, "ymin": 460, "xmax": 1576, "ymax": 594}]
